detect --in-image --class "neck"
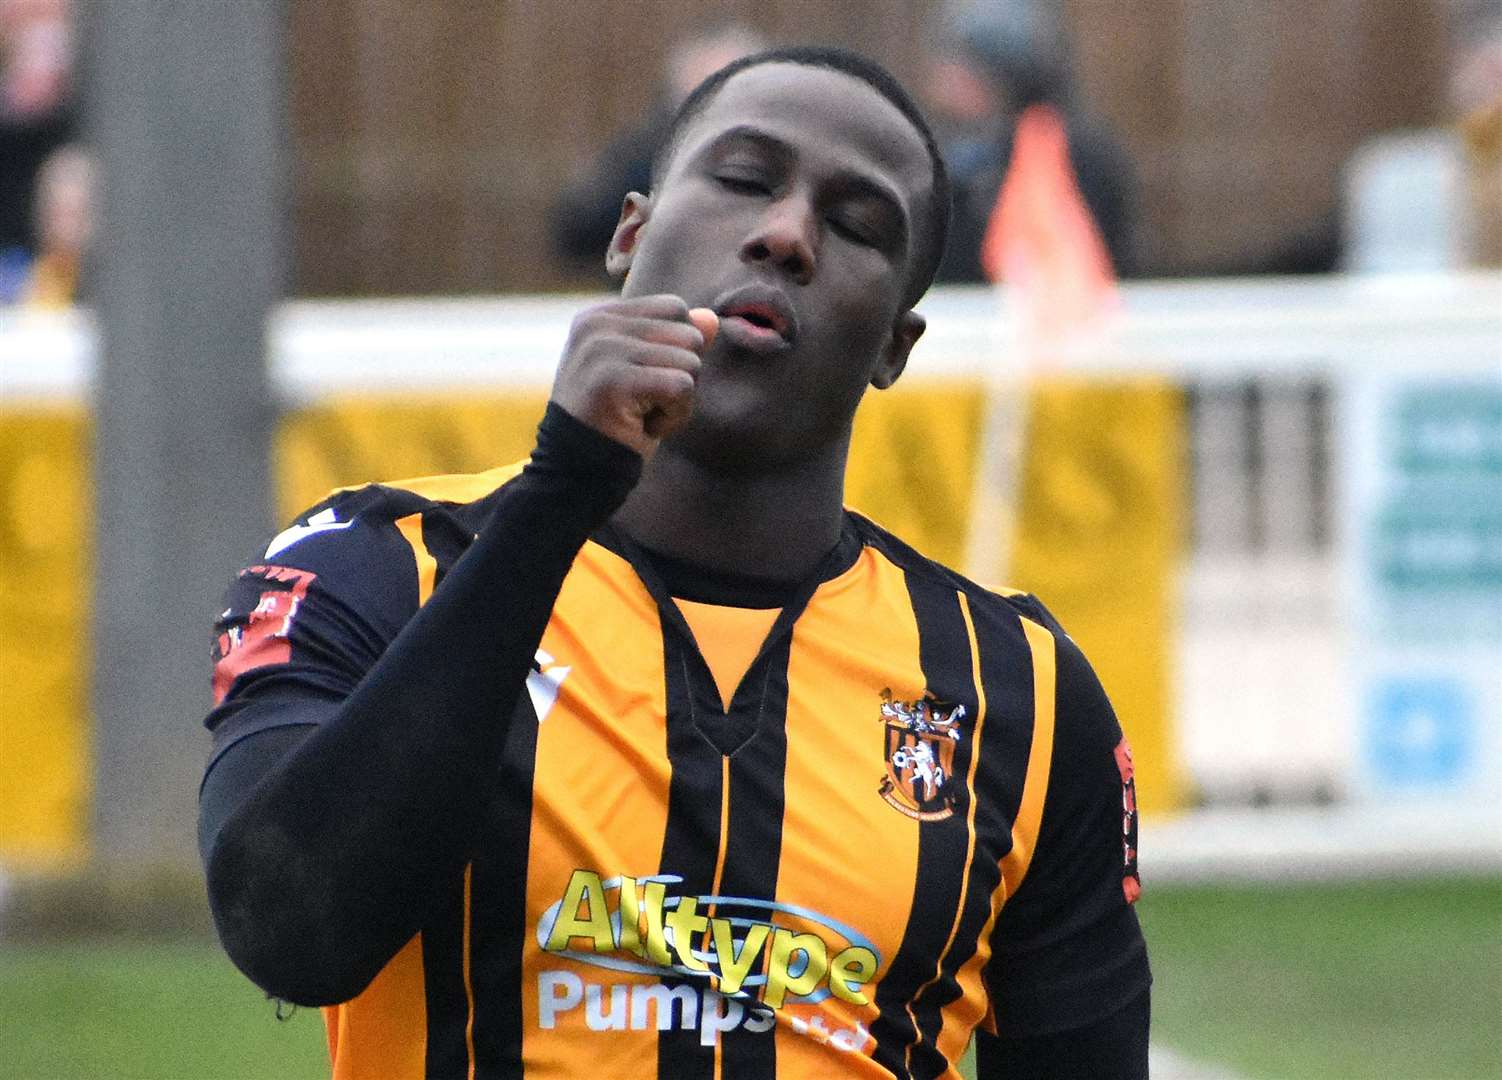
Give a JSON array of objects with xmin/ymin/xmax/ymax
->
[{"xmin": 612, "ymin": 438, "xmax": 849, "ymax": 581}]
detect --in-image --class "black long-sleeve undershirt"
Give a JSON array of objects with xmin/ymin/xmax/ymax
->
[
  {"xmin": 976, "ymin": 988, "xmax": 1149, "ymax": 1078},
  {"xmin": 198, "ymin": 403, "xmax": 640, "ymax": 1006}
]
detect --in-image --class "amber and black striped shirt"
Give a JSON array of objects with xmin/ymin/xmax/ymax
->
[{"xmin": 203, "ymin": 406, "xmax": 1147, "ymax": 1079}]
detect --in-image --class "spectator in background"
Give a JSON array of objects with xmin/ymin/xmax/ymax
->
[
  {"xmin": 925, "ymin": 0, "xmax": 1143, "ymax": 282},
  {"xmin": 1452, "ymin": 1, "xmax": 1502, "ymax": 266},
  {"xmin": 10, "ymin": 142, "xmax": 92, "ymax": 306},
  {"xmin": 1340, "ymin": 0, "xmax": 1502, "ymax": 272},
  {"xmin": 549, "ymin": 21, "xmax": 765, "ymax": 281},
  {"xmin": 0, "ymin": 0, "xmax": 75, "ymax": 296}
]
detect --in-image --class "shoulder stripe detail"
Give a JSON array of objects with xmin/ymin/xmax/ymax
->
[
  {"xmin": 999, "ymin": 617, "xmax": 1057, "ymax": 897},
  {"xmin": 394, "ymin": 512, "xmax": 438, "ymax": 606}
]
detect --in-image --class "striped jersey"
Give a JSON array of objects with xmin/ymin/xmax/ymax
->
[{"xmin": 207, "ymin": 462, "xmax": 1148, "ymax": 1079}]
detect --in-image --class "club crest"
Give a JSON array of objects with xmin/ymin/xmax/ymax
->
[{"xmin": 877, "ymin": 689, "xmax": 965, "ymax": 821}]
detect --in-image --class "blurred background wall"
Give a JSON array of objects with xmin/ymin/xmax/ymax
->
[{"xmin": 286, "ymin": 0, "xmax": 1448, "ymax": 296}]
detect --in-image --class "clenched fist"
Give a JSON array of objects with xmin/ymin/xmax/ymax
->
[{"xmin": 549, "ymin": 295, "xmax": 719, "ymax": 458}]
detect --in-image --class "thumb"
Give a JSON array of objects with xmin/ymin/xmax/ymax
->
[{"xmin": 687, "ymin": 307, "xmax": 719, "ymax": 349}]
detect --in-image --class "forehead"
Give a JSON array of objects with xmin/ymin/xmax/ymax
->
[{"xmin": 670, "ymin": 63, "xmax": 933, "ymax": 207}]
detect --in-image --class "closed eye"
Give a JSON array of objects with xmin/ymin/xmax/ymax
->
[
  {"xmin": 716, "ymin": 174, "xmax": 771, "ymax": 196},
  {"xmin": 829, "ymin": 215, "xmax": 879, "ymax": 248}
]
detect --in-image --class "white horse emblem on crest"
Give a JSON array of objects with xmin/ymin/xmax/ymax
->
[{"xmin": 878, "ymin": 689, "xmax": 965, "ymax": 821}]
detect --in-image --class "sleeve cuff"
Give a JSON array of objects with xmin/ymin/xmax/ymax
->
[{"xmin": 528, "ymin": 401, "xmax": 643, "ymax": 510}]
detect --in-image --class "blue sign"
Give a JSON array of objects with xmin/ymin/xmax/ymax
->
[{"xmin": 1364, "ymin": 678, "xmax": 1473, "ymax": 787}]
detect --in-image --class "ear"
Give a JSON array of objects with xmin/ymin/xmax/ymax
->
[
  {"xmin": 870, "ymin": 310, "xmax": 925, "ymax": 390},
  {"xmin": 605, "ymin": 192, "xmax": 652, "ymax": 279}
]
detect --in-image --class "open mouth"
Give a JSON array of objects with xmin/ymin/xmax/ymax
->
[
  {"xmin": 735, "ymin": 309, "xmax": 781, "ymax": 333},
  {"xmin": 714, "ymin": 288, "xmax": 798, "ymax": 351},
  {"xmin": 721, "ymin": 303, "xmax": 789, "ymax": 340}
]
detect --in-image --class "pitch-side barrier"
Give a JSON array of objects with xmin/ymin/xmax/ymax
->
[{"xmin": 2, "ymin": 273, "xmax": 1498, "ymax": 876}]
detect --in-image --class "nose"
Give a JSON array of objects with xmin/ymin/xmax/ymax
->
[{"xmin": 741, "ymin": 195, "xmax": 817, "ymax": 285}]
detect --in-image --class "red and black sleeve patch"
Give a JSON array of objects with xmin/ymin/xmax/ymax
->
[
  {"xmin": 1114, "ymin": 736, "xmax": 1141, "ymax": 904},
  {"xmin": 212, "ymin": 564, "xmax": 318, "ymax": 705}
]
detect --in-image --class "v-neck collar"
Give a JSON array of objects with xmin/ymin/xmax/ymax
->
[{"xmin": 594, "ymin": 519, "xmax": 862, "ymax": 754}]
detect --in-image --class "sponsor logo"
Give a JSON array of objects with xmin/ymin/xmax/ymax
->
[
  {"xmin": 535, "ymin": 973, "xmax": 871, "ymax": 1051},
  {"xmin": 877, "ymin": 689, "xmax": 965, "ymax": 821},
  {"xmin": 526, "ymin": 649, "xmax": 571, "ymax": 722},
  {"xmin": 264, "ymin": 507, "xmax": 353, "ymax": 558},
  {"xmin": 537, "ymin": 870, "xmax": 881, "ymax": 1011}
]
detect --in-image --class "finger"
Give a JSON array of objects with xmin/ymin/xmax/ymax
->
[
  {"xmin": 607, "ymin": 316, "xmax": 705, "ymax": 351},
  {"xmin": 625, "ymin": 363, "xmax": 696, "ymax": 403},
  {"xmin": 614, "ymin": 338, "xmax": 703, "ymax": 375},
  {"xmin": 687, "ymin": 308, "xmax": 718, "ymax": 349},
  {"xmin": 608, "ymin": 294, "xmax": 692, "ymax": 321}
]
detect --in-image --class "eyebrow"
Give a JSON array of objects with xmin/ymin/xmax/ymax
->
[{"xmin": 699, "ymin": 124, "xmax": 910, "ymax": 244}]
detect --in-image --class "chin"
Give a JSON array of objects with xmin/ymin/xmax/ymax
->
[
  {"xmin": 661, "ymin": 412, "xmax": 798, "ymax": 478},
  {"xmin": 664, "ymin": 422, "xmax": 780, "ymax": 478}
]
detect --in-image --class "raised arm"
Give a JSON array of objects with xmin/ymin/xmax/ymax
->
[{"xmin": 198, "ymin": 298, "xmax": 716, "ymax": 1005}]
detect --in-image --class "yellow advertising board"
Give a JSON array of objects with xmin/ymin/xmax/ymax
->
[
  {"xmin": 1005, "ymin": 380, "xmax": 1188, "ymax": 813},
  {"xmin": 0, "ymin": 380, "xmax": 1186, "ymax": 864},
  {"xmin": 0, "ymin": 408, "xmax": 92, "ymax": 869},
  {"xmin": 275, "ymin": 394, "xmax": 552, "ymax": 521}
]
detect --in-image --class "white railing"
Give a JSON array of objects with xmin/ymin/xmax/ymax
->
[{"xmin": 4, "ymin": 273, "xmax": 1499, "ymax": 831}]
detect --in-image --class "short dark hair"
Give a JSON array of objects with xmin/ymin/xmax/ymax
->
[{"xmin": 650, "ymin": 45, "xmax": 952, "ymax": 310}]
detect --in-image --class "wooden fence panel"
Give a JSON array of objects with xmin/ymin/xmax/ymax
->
[{"xmin": 288, "ymin": 0, "xmax": 1447, "ymax": 293}]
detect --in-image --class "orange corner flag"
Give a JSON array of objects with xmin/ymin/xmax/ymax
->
[{"xmin": 980, "ymin": 104, "xmax": 1117, "ymax": 340}]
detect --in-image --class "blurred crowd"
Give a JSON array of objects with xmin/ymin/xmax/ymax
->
[
  {"xmin": 1, "ymin": 0, "xmax": 1499, "ymax": 311},
  {"xmin": 549, "ymin": 3, "xmax": 1142, "ymax": 291},
  {"xmin": 1337, "ymin": 0, "xmax": 1502, "ymax": 271},
  {"xmin": 1455, "ymin": 1, "xmax": 1502, "ymax": 263},
  {"xmin": 549, "ymin": 0, "xmax": 1502, "ymax": 288},
  {"xmin": 0, "ymin": 0, "xmax": 89, "ymax": 308}
]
